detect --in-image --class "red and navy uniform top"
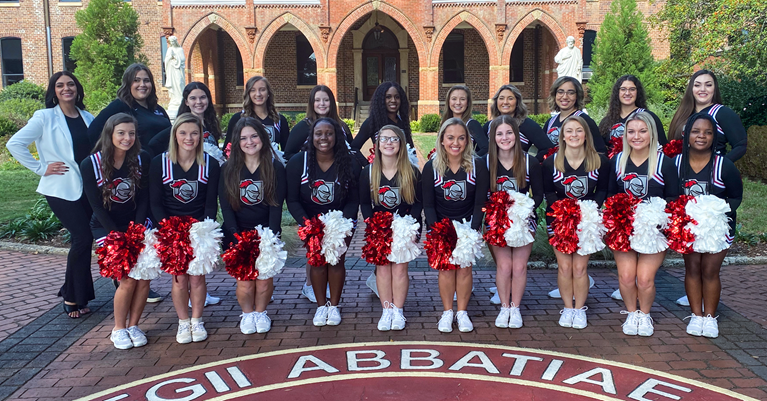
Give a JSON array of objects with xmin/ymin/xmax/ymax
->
[
  {"xmin": 544, "ymin": 111, "xmax": 607, "ymax": 153},
  {"xmin": 482, "ymin": 153, "xmax": 544, "ymax": 207},
  {"xmin": 483, "ymin": 117, "xmax": 550, "ymax": 162},
  {"xmin": 601, "ymin": 108, "xmax": 668, "ymax": 150},
  {"xmin": 542, "ymin": 153, "xmax": 610, "ymax": 233},
  {"xmin": 225, "ymin": 112, "xmax": 291, "ymax": 151},
  {"xmin": 608, "ymin": 151, "xmax": 679, "ymax": 200},
  {"xmin": 149, "ymin": 151, "xmax": 220, "ymax": 222},
  {"xmin": 286, "ymin": 151, "xmax": 362, "ymax": 224},
  {"xmin": 422, "ymin": 158, "xmax": 489, "ymax": 231},
  {"xmin": 219, "ymin": 159, "xmax": 286, "ymax": 239},
  {"xmin": 696, "ymin": 104, "xmax": 748, "ymax": 162},
  {"xmin": 80, "ymin": 150, "xmax": 151, "ymax": 232},
  {"xmin": 359, "ymin": 164, "xmax": 423, "ymax": 223},
  {"xmin": 147, "ymin": 123, "xmax": 219, "ymax": 158}
]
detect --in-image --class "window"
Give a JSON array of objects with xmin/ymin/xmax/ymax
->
[
  {"xmin": 443, "ymin": 31, "xmax": 464, "ymax": 84},
  {"xmin": 161, "ymin": 36, "xmax": 168, "ymax": 86},
  {"xmin": 235, "ymin": 47, "xmax": 243, "ymax": 86},
  {"xmin": 510, "ymin": 32, "xmax": 524, "ymax": 82},
  {"xmin": 0, "ymin": 37, "xmax": 23, "ymax": 87},
  {"xmin": 62, "ymin": 37, "xmax": 76, "ymax": 72},
  {"xmin": 296, "ymin": 34, "xmax": 316, "ymax": 86},
  {"xmin": 583, "ymin": 30, "xmax": 597, "ymax": 68}
]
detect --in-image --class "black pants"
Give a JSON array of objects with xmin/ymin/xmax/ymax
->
[{"xmin": 46, "ymin": 195, "xmax": 94, "ymax": 306}]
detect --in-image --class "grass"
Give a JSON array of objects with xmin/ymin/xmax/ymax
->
[
  {"xmin": 738, "ymin": 178, "xmax": 767, "ymax": 235},
  {"xmin": 0, "ymin": 169, "xmax": 40, "ymax": 223},
  {"xmin": 412, "ymin": 132, "xmax": 437, "ymax": 159}
]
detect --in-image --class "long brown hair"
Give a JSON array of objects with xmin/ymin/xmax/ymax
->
[
  {"xmin": 554, "ymin": 116, "xmax": 602, "ymax": 173},
  {"xmin": 243, "ymin": 76, "xmax": 280, "ymax": 124},
  {"xmin": 117, "ymin": 63, "xmax": 159, "ymax": 110},
  {"xmin": 598, "ymin": 75, "xmax": 648, "ymax": 138},
  {"xmin": 488, "ymin": 115, "xmax": 525, "ymax": 192},
  {"xmin": 489, "ymin": 84, "xmax": 528, "ymax": 126},
  {"xmin": 370, "ymin": 125, "xmax": 416, "ymax": 205},
  {"xmin": 440, "ymin": 85, "xmax": 473, "ymax": 126},
  {"xmin": 223, "ymin": 117, "xmax": 278, "ymax": 210},
  {"xmin": 305, "ymin": 85, "xmax": 349, "ymax": 137},
  {"xmin": 668, "ymin": 69, "xmax": 722, "ymax": 140},
  {"xmin": 93, "ymin": 113, "xmax": 142, "ymax": 210}
]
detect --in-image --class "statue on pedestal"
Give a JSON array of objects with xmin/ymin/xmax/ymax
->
[
  {"xmin": 164, "ymin": 36, "xmax": 185, "ymax": 121},
  {"xmin": 555, "ymin": 36, "xmax": 583, "ymax": 83}
]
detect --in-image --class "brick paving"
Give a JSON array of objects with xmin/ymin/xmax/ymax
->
[{"xmin": 1, "ymin": 249, "xmax": 767, "ymax": 400}]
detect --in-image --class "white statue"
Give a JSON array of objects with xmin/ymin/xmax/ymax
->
[
  {"xmin": 555, "ymin": 36, "xmax": 583, "ymax": 82},
  {"xmin": 164, "ymin": 36, "xmax": 185, "ymax": 121}
]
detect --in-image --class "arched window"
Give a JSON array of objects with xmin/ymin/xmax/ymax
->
[
  {"xmin": 296, "ymin": 34, "xmax": 316, "ymax": 86},
  {"xmin": 0, "ymin": 37, "xmax": 23, "ymax": 87}
]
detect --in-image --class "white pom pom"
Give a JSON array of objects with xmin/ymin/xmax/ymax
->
[
  {"xmin": 388, "ymin": 214, "xmax": 421, "ymax": 264},
  {"xmin": 576, "ymin": 200, "xmax": 606, "ymax": 256},
  {"xmin": 686, "ymin": 195, "xmax": 731, "ymax": 253},
  {"xmin": 319, "ymin": 210, "xmax": 354, "ymax": 265},
  {"xmin": 406, "ymin": 144, "xmax": 420, "ymax": 167},
  {"xmin": 129, "ymin": 228, "xmax": 161, "ymax": 280},
  {"xmin": 255, "ymin": 226, "xmax": 287, "ymax": 280},
  {"xmin": 630, "ymin": 197, "xmax": 670, "ymax": 254},
  {"xmin": 187, "ymin": 219, "xmax": 223, "ymax": 276},
  {"xmin": 450, "ymin": 219, "xmax": 484, "ymax": 268},
  {"xmin": 504, "ymin": 191, "xmax": 536, "ymax": 247},
  {"xmin": 203, "ymin": 143, "xmax": 226, "ymax": 166}
]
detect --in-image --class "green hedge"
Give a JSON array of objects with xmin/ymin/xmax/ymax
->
[
  {"xmin": 735, "ymin": 125, "xmax": 767, "ymax": 180},
  {"xmin": 220, "ymin": 113, "xmax": 234, "ymax": 133},
  {"xmin": 342, "ymin": 118, "xmax": 355, "ymax": 133},
  {"xmin": 0, "ymin": 81, "xmax": 45, "ymax": 103},
  {"xmin": 0, "ymin": 116, "xmax": 18, "ymax": 137},
  {"xmin": 529, "ymin": 113, "xmax": 551, "ymax": 126},
  {"xmin": 0, "ymin": 98, "xmax": 44, "ymax": 129},
  {"xmin": 419, "ymin": 114, "xmax": 441, "ymax": 133},
  {"xmin": 472, "ymin": 113, "xmax": 488, "ymax": 126}
]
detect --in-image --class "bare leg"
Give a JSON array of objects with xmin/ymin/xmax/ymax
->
[
  {"xmin": 254, "ymin": 279, "xmax": 273, "ymax": 312},
  {"xmin": 113, "ymin": 277, "xmax": 137, "ymax": 330},
  {"xmin": 310, "ymin": 265, "xmax": 329, "ymax": 306},
  {"xmin": 305, "ymin": 265, "xmax": 312, "ymax": 287},
  {"xmin": 189, "ymin": 275, "xmax": 207, "ymax": 319},
  {"xmin": 684, "ymin": 253, "xmax": 704, "ymax": 316},
  {"xmin": 492, "ymin": 245, "xmax": 512, "ymax": 306},
  {"xmin": 615, "ymin": 250, "xmax": 639, "ymax": 312},
  {"xmin": 510, "ymin": 243, "xmax": 533, "ymax": 306},
  {"xmin": 554, "ymin": 249, "xmax": 574, "ymax": 309},
  {"xmin": 327, "ymin": 254, "xmax": 346, "ymax": 306},
  {"xmin": 572, "ymin": 253, "xmax": 590, "ymax": 309},
  {"xmin": 377, "ymin": 263, "xmax": 394, "ymax": 307},
  {"xmin": 456, "ymin": 266, "xmax": 473, "ymax": 311},
  {"xmin": 128, "ymin": 280, "xmax": 150, "ymax": 327},
  {"xmin": 236, "ymin": 280, "xmax": 256, "ymax": 313},
  {"xmin": 701, "ymin": 250, "xmax": 727, "ymax": 316},
  {"xmin": 171, "ymin": 275, "xmax": 191, "ymax": 320},
  {"xmin": 438, "ymin": 270, "xmax": 457, "ymax": 311},
  {"xmin": 636, "ymin": 252, "xmax": 666, "ymax": 313},
  {"xmin": 391, "ymin": 263, "xmax": 409, "ymax": 307}
]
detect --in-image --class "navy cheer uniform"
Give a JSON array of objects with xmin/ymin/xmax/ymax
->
[
  {"xmin": 697, "ymin": 104, "xmax": 748, "ymax": 162},
  {"xmin": 482, "ymin": 153, "xmax": 544, "ymax": 233},
  {"xmin": 351, "ymin": 116, "xmax": 413, "ymax": 150},
  {"xmin": 149, "ymin": 152, "xmax": 220, "ymax": 221},
  {"xmin": 544, "ymin": 112, "xmax": 607, "ymax": 153},
  {"xmin": 422, "ymin": 158, "xmax": 489, "ymax": 231},
  {"xmin": 359, "ymin": 164, "xmax": 423, "ymax": 224},
  {"xmin": 608, "ymin": 152, "xmax": 679, "ymax": 200},
  {"xmin": 483, "ymin": 118, "xmax": 551, "ymax": 162},
  {"xmin": 284, "ymin": 118, "xmax": 353, "ymax": 162},
  {"xmin": 465, "ymin": 119, "xmax": 489, "ymax": 157},
  {"xmin": 87, "ymin": 99, "xmax": 171, "ymax": 148}
]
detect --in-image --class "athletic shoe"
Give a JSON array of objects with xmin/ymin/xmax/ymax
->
[
  {"xmin": 490, "ymin": 292, "xmax": 501, "ymax": 305},
  {"xmin": 377, "ymin": 307, "xmax": 393, "ymax": 331},
  {"xmin": 126, "ymin": 326, "xmax": 147, "ymax": 347},
  {"xmin": 147, "ymin": 289, "xmax": 163, "ymax": 303},
  {"xmin": 391, "ymin": 305, "xmax": 406, "ymax": 331},
  {"xmin": 326, "ymin": 285, "xmax": 330, "ymax": 299},
  {"xmin": 558, "ymin": 308, "xmax": 576, "ymax": 328},
  {"xmin": 495, "ymin": 305, "xmax": 511, "ymax": 328},
  {"xmin": 438, "ymin": 310, "xmax": 454, "ymax": 333},
  {"xmin": 189, "ymin": 293, "xmax": 222, "ymax": 308},
  {"xmin": 685, "ymin": 314, "xmax": 704, "ymax": 336},
  {"xmin": 240, "ymin": 312, "xmax": 256, "ymax": 334},
  {"xmin": 572, "ymin": 306, "xmax": 588, "ymax": 329},
  {"xmin": 191, "ymin": 321, "xmax": 207, "ymax": 342},
  {"xmin": 549, "ymin": 276, "xmax": 595, "ymax": 298},
  {"xmin": 456, "ymin": 311, "xmax": 474, "ymax": 332},
  {"xmin": 611, "ymin": 289, "xmax": 623, "ymax": 301},
  {"xmin": 636, "ymin": 311, "xmax": 654, "ymax": 337},
  {"xmin": 702, "ymin": 315, "xmax": 719, "ymax": 338},
  {"xmin": 111, "ymin": 329, "xmax": 133, "ymax": 350},
  {"xmin": 254, "ymin": 311, "xmax": 271, "ymax": 334},
  {"xmin": 366, "ymin": 272, "xmax": 380, "ymax": 298},
  {"xmin": 509, "ymin": 304, "xmax": 523, "ymax": 329},
  {"xmin": 621, "ymin": 311, "xmax": 639, "ymax": 336},
  {"xmin": 453, "ymin": 286, "xmax": 475, "ymax": 301},
  {"xmin": 489, "ymin": 286, "xmax": 497, "ymax": 294},
  {"xmin": 313, "ymin": 303, "xmax": 329, "ymax": 326},
  {"xmin": 176, "ymin": 322, "xmax": 192, "ymax": 344},
  {"xmin": 302, "ymin": 284, "xmax": 317, "ymax": 303},
  {"xmin": 676, "ymin": 295, "xmax": 690, "ymax": 306},
  {"xmin": 327, "ymin": 305, "xmax": 342, "ymax": 326}
]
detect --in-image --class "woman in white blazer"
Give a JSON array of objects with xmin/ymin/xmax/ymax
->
[{"xmin": 6, "ymin": 71, "xmax": 96, "ymax": 318}]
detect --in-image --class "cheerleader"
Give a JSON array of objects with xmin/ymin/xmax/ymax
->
[
  {"xmin": 483, "ymin": 115, "xmax": 543, "ymax": 328},
  {"xmin": 220, "ymin": 117, "xmax": 286, "ymax": 334},
  {"xmin": 440, "ymin": 85, "xmax": 489, "ymax": 156},
  {"xmin": 149, "ymin": 113, "xmax": 221, "ymax": 344},
  {"xmin": 483, "ymin": 84, "xmax": 551, "ymax": 162},
  {"xmin": 224, "ymin": 76, "xmax": 290, "ymax": 152},
  {"xmin": 543, "ymin": 77, "xmax": 606, "ymax": 154},
  {"xmin": 542, "ymin": 116, "xmax": 609, "ymax": 329},
  {"xmin": 284, "ymin": 85, "xmax": 353, "ymax": 162},
  {"xmin": 606, "ymin": 112, "xmax": 679, "ymax": 336},
  {"xmin": 423, "ymin": 118, "xmax": 489, "ymax": 333},
  {"xmin": 359, "ymin": 125, "xmax": 422, "ymax": 331},
  {"xmin": 80, "ymin": 113, "xmax": 153, "ymax": 349},
  {"xmin": 676, "ymin": 113, "xmax": 742, "ymax": 339},
  {"xmin": 286, "ymin": 117, "xmax": 362, "ymax": 326},
  {"xmin": 350, "ymin": 81, "xmax": 414, "ymax": 151}
]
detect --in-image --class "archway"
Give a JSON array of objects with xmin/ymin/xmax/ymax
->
[
  {"xmin": 361, "ymin": 26, "xmax": 400, "ymax": 100},
  {"xmin": 261, "ymin": 24, "xmax": 319, "ymax": 114},
  {"xmin": 436, "ymin": 26, "xmax": 490, "ymax": 114},
  {"xmin": 187, "ymin": 25, "xmax": 244, "ymax": 114}
]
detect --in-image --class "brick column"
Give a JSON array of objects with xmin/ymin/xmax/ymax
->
[
  {"xmin": 418, "ymin": 66, "xmax": 439, "ymax": 115},
  {"xmin": 488, "ymin": 65, "xmax": 509, "ymax": 115}
]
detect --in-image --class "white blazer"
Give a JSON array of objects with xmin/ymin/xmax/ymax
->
[{"xmin": 6, "ymin": 105, "xmax": 95, "ymax": 201}]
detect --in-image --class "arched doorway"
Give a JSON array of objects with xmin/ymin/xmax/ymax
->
[
  {"xmin": 362, "ymin": 26, "xmax": 399, "ymax": 100},
  {"xmin": 188, "ymin": 25, "xmax": 244, "ymax": 114}
]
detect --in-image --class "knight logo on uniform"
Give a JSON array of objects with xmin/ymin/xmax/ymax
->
[
  {"xmin": 496, "ymin": 176, "xmax": 517, "ymax": 192},
  {"xmin": 109, "ymin": 177, "xmax": 133, "ymax": 203},
  {"xmin": 240, "ymin": 179, "xmax": 263, "ymax": 205},
  {"xmin": 610, "ymin": 123, "xmax": 625, "ymax": 139},
  {"xmin": 562, "ymin": 175, "xmax": 587, "ymax": 199},
  {"xmin": 442, "ymin": 180, "xmax": 466, "ymax": 201},
  {"xmin": 170, "ymin": 179, "xmax": 198, "ymax": 203},
  {"xmin": 311, "ymin": 179, "xmax": 334, "ymax": 205},
  {"xmin": 683, "ymin": 179, "xmax": 708, "ymax": 197},
  {"xmin": 547, "ymin": 127, "xmax": 559, "ymax": 144},
  {"xmin": 622, "ymin": 173, "xmax": 648, "ymax": 198},
  {"xmin": 378, "ymin": 185, "xmax": 400, "ymax": 209}
]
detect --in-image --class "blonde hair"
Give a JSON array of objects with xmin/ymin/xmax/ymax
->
[
  {"xmin": 618, "ymin": 111, "xmax": 659, "ymax": 178},
  {"xmin": 168, "ymin": 112, "xmax": 205, "ymax": 166},
  {"xmin": 433, "ymin": 117, "xmax": 475, "ymax": 176},
  {"xmin": 370, "ymin": 125, "xmax": 416, "ymax": 205},
  {"xmin": 440, "ymin": 85, "xmax": 473, "ymax": 126},
  {"xmin": 554, "ymin": 115, "xmax": 601, "ymax": 173}
]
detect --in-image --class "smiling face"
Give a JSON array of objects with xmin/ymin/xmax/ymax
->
[
  {"xmin": 112, "ymin": 122, "xmax": 136, "ymax": 154},
  {"xmin": 562, "ymin": 120, "xmax": 586, "ymax": 150},
  {"xmin": 441, "ymin": 124, "xmax": 468, "ymax": 158},
  {"xmin": 625, "ymin": 119, "xmax": 650, "ymax": 153},
  {"xmin": 692, "ymin": 74, "xmax": 716, "ymax": 107},
  {"xmin": 619, "ymin": 80, "xmax": 637, "ymax": 107},
  {"xmin": 385, "ymin": 86, "xmax": 401, "ymax": 116},
  {"xmin": 131, "ymin": 70, "xmax": 152, "ymax": 103},
  {"xmin": 55, "ymin": 75, "xmax": 78, "ymax": 105},
  {"xmin": 556, "ymin": 81, "xmax": 577, "ymax": 112},
  {"xmin": 249, "ymin": 79, "xmax": 269, "ymax": 106},
  {"xmin": 175, "ymin": 122, "xmax": 201, "ymax": 153},
  {"xmin": 688, "ymin": 118, "xmax": 715, "ymax": 152},
  {"xmin": 496, "ymin": 89, "xmax": 517, "ymax": 116},
  {"xmin": 378, "ymin": 128, "xmax": 401, "ymax": 158},
  {"xmin": 185, "ymin": 89, "xmax": 209, "ymax": 116},
  {"xmin": 449, "ymin": 89, "xmax": 468, "ymax": 117},
  {"xmin": 313, "ymin": 90, "xmax": 331, "ymax": 117},
  {"xmin": 239, "ymin": 126, "xmax": 263, "ymax": 158},
  {"xmin": 494, "ymin": 123, "xmax": 516, "ymax": 152},
  {"xmin": 313, "ymin": 121, "xmax": 336, "ymax": 155}
]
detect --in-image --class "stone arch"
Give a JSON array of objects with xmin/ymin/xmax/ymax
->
[
  {"xmin": 502, "ymin": 9, "xmax": 568, "ymax": 63},
  {"xmin": 253, "ymin": 12, "xmax": 326, "ymax": 72},
  {"xmin": 181, "ymin": 13, "xmax": 252, "ymax": 70},
  {"xmin": 428, "ymin": 10, "xmax": 499, "ymax": 67}
]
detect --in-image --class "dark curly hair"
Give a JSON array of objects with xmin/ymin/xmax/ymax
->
[
  {"xmin": 45, "ymin": 71, "xmax": 86, "ymax": 109},
  {"xmin": 368, "ymin": 81, "xmax": 413, "ymax": 147},
  {"xmin": 307, "ymin": 117, "xmax": 356, "ymax": 201},
  {"xmin": 177, "ymin": 82, "xmax": 221, "ymax": 142},
  {"xmin": 598, "ymin": 75, "xmax": 648, "ymax": 138}
]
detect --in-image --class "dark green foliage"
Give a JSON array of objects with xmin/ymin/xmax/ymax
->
[
  {"xmin": 472, "ymin": 113, "xmax": 488, "ymax": 126},
  {"xmin": 740, "ymin": 95, "xmax": 767, "ymax": 130},
  {"xmin": 529, "ymin": 114, "xmax": 551, "ymax": 126},
  {"xmin": 0, "ymin": 218, "xmax": 26, "ymax": 238},
  {"xmin": 21, "ymin": 219, "xmax": 62, "ymax": 241},
  {"xmin": 0, "ymin": 81, "xmax": 46, "ymax": 103},
  {"xmin": 735, "ymin": 125, "xmax": 767, "ymax": 180},
  {"xmin": 220, "ymin": 113, "xmax": 234, "ymax": 133},
  {"xmin": 0, "ymin": 98, "xmax": 45, "ymax": 128},
  {"xmin": 419, "ymin": 114, "xmax": 441, "ymax": 133},
  {"xmin": 0, "ymin": 116, "xmax": 18, "ymax": 137}
]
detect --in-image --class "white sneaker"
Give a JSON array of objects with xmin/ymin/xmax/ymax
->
[
  {"xmin": 378, "ymin": 304, "xmax": 393, "ymax": 331},
  {"xmin": 636, "ymin": 311, "xmax": 654, "ymax": 336},
  {"xmin": 313, "ymin": 303, "xmax": 329, "ymax": 326},
  {"xmin": 366, "ymin": 272, "xmax": 380, "ymax": 298},
  {"xmin": 240, "ymin": 312, "xmax": 256, "ymax": 334},
  {"xmin": 126, "ymin": 326, "xmax": 147, "ymax": 347},
  {"xmin": 572, "ymin": 306, "xmax": 588, "ymax": 329},
  {"xmin": 327, "ymin": 305, "xmax": 342, "ymax": 326},
  {"xmin": 509, "ymin": 304, "xmax": 523, "ymax": 328},
  {"xmin": 391, "ymin": 305, "xmax": 406, "ymax": 330},
  {"xmin": 456, "ymin": 310, "xmax": 474, "ymax": 332},
  {"xmin": 111, "ymin": 329, "xmax": 133, "ymax": 350},
  {"xmin": 490, "ymin": 292, "xmax": 501, "ymax": 305},
  {"xmin": 558, "ymin": 308, "xmax": 575, "ymax": 328},
  {"xmin": 489, "ymin": 286, "xmax": 497, "ymax": 294},
  {"xmin": 611, "ymin": 289, "xmax": 623, "ymax": 301},
  {"xmin": 495, "ymin": 305, "xmax": 511, "ymax": 328},
  {"xmin": 549, "ymin": 276, "xmax": 595, "ymax": 298},
  {"xmin": 685, "ymin": 314, "xmax": 704, "ymax": 336},
  {"xmin": 176, "ymin": 322, "xmax": 192, "ymax": 344},
  {"xmin": 621, "ymin": 311, "xmax": 639, "ymax": 336},
  {"xmin": 191, "ymin": 321, "xmax": 207, "ymax": 342},
  {"xmin": 702, "ymin": 315, "xmax": 719, "ymax": 338},
  {"xmin": 676, "ymin": 295, "xmax": 690, "ymax": 306},
  {"xmin": 438, "ymin": 310, "xmax": 454, "ymax": 333},
  {"xmin": 189, "ymin": 293, "xmax": 221, "ymax": 308},
  {"xmin": 302, "ymin": 284, "xmax": 317, "ymax": 303},
  {"xmin": 254, "ymin": 311, "xmax": 272, "ymax": 334}
]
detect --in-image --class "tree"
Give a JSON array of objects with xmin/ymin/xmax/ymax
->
[
  {"xmin": 588, "ymin": 0, "xmax": 660, "ymax": 106},
  {"xmin": 70, "ymin": 0, "xmax": 147, "ymax": 111}
]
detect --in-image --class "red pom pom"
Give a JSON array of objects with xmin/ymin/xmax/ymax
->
[
  {"xmin": 427, "ymin": 147, "xmax": 436, "ymax": 160},
  {"xmin": 362, "ymin": 211, "xmax": 393, "ymax": 266},
  {"xmin": 222, "ymin": 230, "xmax": 261, "ymax": 281},
  {"xmin": 664, "ymin": 195, "xmax": 696, "ymax": 254},
  {"xmin": 155, "ymin": 216, "xmax": 197, "ymax": 275},
  {"xmin": 548, "ymin": 198, "xmax": 581, "ymax": 254},
  {"xmin": 602, "ymin": 193, "xmax": 642, "ymax": 252},
  {"xmin": 483, "ymin": 191, "xmax": 512, "ymax": 247},
  {"xmin": 298, "ymin": 216, "xmax": 327, "ymax": 267},
  {"xmin": 608, "ymin": 136, "xmax": 624, "ymax": 159},
  {"xmin": 96, "ymin": 222, "xmax": 146, "ymax": 280},
  {"xmin": 367, "ymin": 147, "xmax": 376, "ymax": 164},
  {"xmin": 424, "ymin": 218, "xmax": 460, "ymax": 271},
  {"xmin": 663, "ymin": 139, "xmax": 683, "ymax": 158},
  {"xmin": 543, "ymin": 146, "xmax": 559, "ymax": 160},
  {"xmin": 223, "ymin": 142, "xmax": 232, "ymax": 158}
]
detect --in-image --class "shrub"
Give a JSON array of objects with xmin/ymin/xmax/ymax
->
[
  {"xmin": 220, "ymin": 113, "xmax": 234, "ymax": 133},
  {"xmin": 529, "ymin": 113, "xmax": 551, "ymax": 126},
  {"xmin": 28, "ymin": 198, "xmax": 57, "ymax": 221},
  {"xmin": 410, "ymin": 120, "xmax": 420, "ymax": 133},
  {"xmin": 0, "ymin": 116, "xmax": 18, "ymax": 137},
  {"xmin": 0, "ymin": 98, "xmax": 45, "ymax": 128},
  {"xmin": 419, "ymin": 114, "xmax": 441, "ymax": 133},
  {"xmin": 741, "ymin": 95, "xmax": 767, "ymax": 129},
  {"xmin": 0, "ymin": 218, "xmax": 26, "ymax": 238},
  {"xmin": 472, "ymin": 113, "xmax": 488, "ymax": 126},
  {"xmin": 22, "ymin": 218, "xmax": 62, "ymax": 241},
  {"xmin": 342, "ymin": 118, "xmax": 355, "ymax": 133},
  {"xmin": 0, "ymin": 81, "xmax": 46, "ymax": 102},
  {"xmin": 735, "ymin": 125, "xmax": 767, "ymax": 180}
]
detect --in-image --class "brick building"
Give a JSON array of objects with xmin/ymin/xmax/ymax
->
[{"xmin": 0, "ymin": 0, "xmax": 668, "ymax": 120}]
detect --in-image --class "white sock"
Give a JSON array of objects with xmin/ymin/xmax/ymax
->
[
  {"xmin": 190, "ymin": 317, "xmax": 202, "ymax": 324},
  {"xmin": 179, "ymin": 318, "xmax": 190, "ymax": 325}
]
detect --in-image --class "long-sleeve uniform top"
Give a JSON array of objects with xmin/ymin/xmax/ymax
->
[
  {"xmin": 219, "ymin": 160, "xmax": 286, "ymax": 240},
  {"xmin": 351, "ymin": 116, "xmax": 413, "ymax": 151},
  {"xmin": 284, "ymin": 118, "xmax": 354, "ymax": 162},
  {"xmin": 481, "ymin": 153, "xmax": 544, "ymax": 231},
  {"xmin": 359, "ymin": 164, "xmax": 423, "ymax": 225},
  {"xmin": 87, "ymin": 99, "xmax": 170, "ymax": 148},
  {"xmin": 483, "ymin": 118, "xmax": 550, "ymax": 162},
  {"xmin": 421, "ymin": 158, "xmax": 489, "ymax": 231},
  {"xmin": 148, "ymin": 123, "xmax": 219, "ymax": 158},
  {"xmin": 224, "ymin": 112, "xmax": 290, "ymax": 151},
  {"xmin": 544, "ymin": 112, "xmax": 607, "ymax": 154},
  {"xmin": 699, "ymin": 104, "xmax": 748, "ymax": 162},
  {"xmin": 607, "ymin": 152, "xmax": 679, "ymax": 200},
  {"xmin": 286, "ymin": 151, "xmax": 362, "ymax": 224},
  {"xmin": 466, "ymin": 119, "xmax": 489, "ymax": 157},
  {"xmin": 80, "ymin": 150, "xmax": 151, "ymax": 233},
  {"xmin": 600, "ymin": 108, "xmax": 667, "ymax": 154},
  {"xmin": 149, "ymin": 152, "xmax": 221, "ymax": 222}
]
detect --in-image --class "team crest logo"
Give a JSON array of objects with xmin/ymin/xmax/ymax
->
[
  {"xmin": 442, "ymin": 180, "xmax": 467, "ymax": 201},
  {"xmin": 170, "ymin": 179, "xmax": 198, "ymax": 203},
  {"xmin": 562, "ymin": 175, "xmax": 587, "ymax": 199},
  {"xmin": 239, "ymin": 179, "xmax": 263, "ymax": 205},
  {"xmin": 496, "ymin": 176, "xmax": 518, "ymax": 192},
  {"xmin": 547, "ymin": 127, "xmax": 559, "ymax": 145},
  {"xmin": 610, "ymin": 123, "xmax": 625, "ymax": 139},
  {"xmin": 622, "ymin": 173, "xmax": 648, "ymax": 198},
  {"xmin": 378, "ymin": 186, "xmax": 400, "ymax": 209},
  {"xmin": 311, "ymin": 180, "xmax": 334, "ymax": 205},
  {"xmin": 109, "ymin": 177, "xmax": 133, "ymax": 203},
  {"xmin": 683, "ymin": 179, "xmax": 708, "ymax": 197}
]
